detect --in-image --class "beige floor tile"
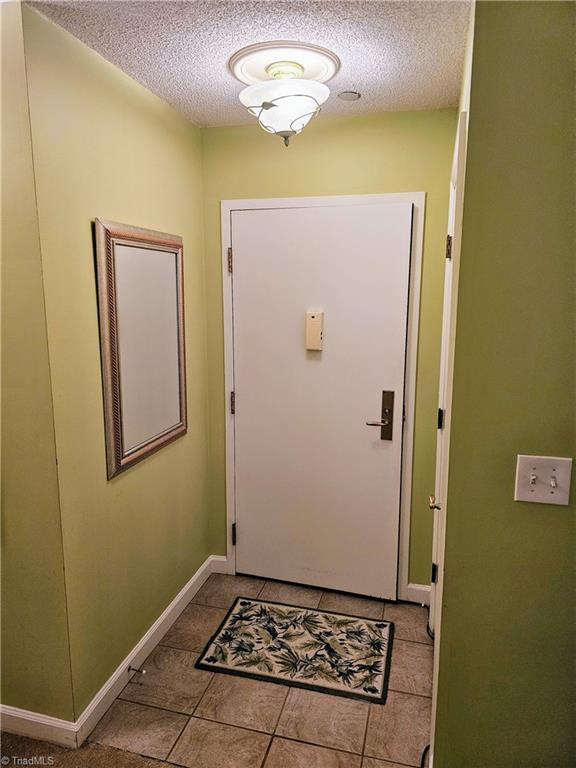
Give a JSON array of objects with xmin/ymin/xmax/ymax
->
[
  {"xmin": 161, "ymin": 603, "xmax": 227, "ymax": 652},
  {"xmin": 276, "ymin": 689, "xmax": 369, "ymax": 754},
  {"xmin": 384, "ymin": 603, "xmax": 432, "ymax": 645},
  {"xmin": 362, "ymin": 759, "xmax": 410, "ymax": 768},
  {"xmin": 168, "ymin": 717, "xmax": 270, "ymax": 768},
  {"xmin": 119, "ymin": 646, "xmax": 212, "ymax": 714},
  {"xmin": 265, "ymin": 738, "xmax": 361, "ymax": 768},
  {"xmin": 192, "ymin": 574, "xmax": 265, "ymax": 609},
  {"xmin": 90, "ymin": 700, "xmax": 187, "ymax": 760},
  {"xmin": 194, "ymin": 674, "xmax": 288, "ymax": 732},
  {"xmin": 259, "ymin": 580, "xmax": 323, "ymax": 609},
  {"xmin": 318, "ymin": 592, "xmax": 384, "ymax": 621},
  {"xmin": 364, "ymin": 692, "xmax": 431, "ymax": 767},
  {"xmin": 388, "ymin": 640, "xmax": 433, "ymax": 697}
]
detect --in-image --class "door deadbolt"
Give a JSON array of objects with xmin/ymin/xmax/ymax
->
[{"xmin": 366, "ymin": 391, "xmax": 394, "ymax": 440}]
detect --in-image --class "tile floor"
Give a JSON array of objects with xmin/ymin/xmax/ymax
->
[{"xmin": 3, "ymin": 575, "xmax": 433, "ymax": 768}]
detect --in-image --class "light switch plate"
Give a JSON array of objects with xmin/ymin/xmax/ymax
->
[{"xmin": 514, "ymin": 455, "xmax": 572, "ymax": 506}]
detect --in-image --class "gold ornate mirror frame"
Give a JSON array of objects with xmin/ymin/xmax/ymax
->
[{"xmin": 94, "ymin": 219, "xmax": 187, "ymax": 479}]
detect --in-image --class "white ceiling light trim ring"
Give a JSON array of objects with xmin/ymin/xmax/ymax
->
[{"xmin": 229, "ymin": 41, "xmax": 341, "ymax": 85}]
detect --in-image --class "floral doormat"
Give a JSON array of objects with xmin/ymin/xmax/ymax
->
[{"xmin": 195, "ymin": 597, "xmax": 394, "ymax": 703}]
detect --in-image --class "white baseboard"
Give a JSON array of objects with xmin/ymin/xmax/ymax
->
[
  {"xmin": 0, "ymin": 707, "xmax": 78, "ymax": 749},
  {"xmin": 0, "ymin": 554, "xmax": 228, "ymax": 748},
  {"xmin": 402, "ymin": 582, "xmax": 431, "ymax": 606},
  {"xmin": 210, "ymin": 554, "xmax": 234, "ymax": 574}
]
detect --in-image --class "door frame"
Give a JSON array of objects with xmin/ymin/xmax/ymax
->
[
  {"xmin": 220, "ymin": 193, "xmax": 426, "ymax": 602},
  {"xmin": 430, "ymin": 112, "xmax": 469, "ymax": 633},
  {"xmin": 428, "ymin": 112, "xmax": 469, "ymax": 764}
]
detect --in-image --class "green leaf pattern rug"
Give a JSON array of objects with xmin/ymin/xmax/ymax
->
[{"xmin": 196, "ymin": 597, "xmax": 394, "ymax": 703}]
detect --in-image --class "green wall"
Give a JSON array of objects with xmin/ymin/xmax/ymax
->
[
  {"xmin": 201, "ymin": 111, "xmax": 456, "ymax": 584},
  {"xmin": 6, "ymin": 2, "xmax": 573, "ymax": 753},
  {"xmin": 435, "ymin": 3, "xmax": 575, "ymax": 765},
  {"xmin": 1, "ymin": 1, "xmax": 74, "ymax": 720},
  {"xmin": 2, "ymin": 2, "xmax": 455, "ymax": 722},
  {"xmin": 7, "ymin": 5, "xmax": 212, "ymax": 717}
]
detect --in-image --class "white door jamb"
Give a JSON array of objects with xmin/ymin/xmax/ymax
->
[
  {"xmin": 428, "ymin": 111, "xmax": 469, "ymax": 765},
  {"xmin": 220, "ymin": 193, "xmax": 426, "ymax": 602}
]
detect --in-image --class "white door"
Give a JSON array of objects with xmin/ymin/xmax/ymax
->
[
  {"xmin": 230, "ymin": 199, "xmax": 414, "ymax": 599},
  {"xmin": 429, "ymin": 112, "xmax": 468, "ymax": 632}
]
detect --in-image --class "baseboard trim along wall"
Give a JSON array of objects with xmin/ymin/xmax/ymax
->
[
  {"xmin": 1, "ymin": 560, "xmax": 429, "ymax": 748},
  {"xmin": 0, "ymin": 708, "xmax": 79, "ymax": 750},
  {"xmin": 0, "ymin": 554, "xmax": 229, "ymax": 749},
  {"xmin": 406, "ymin": 582, "xmax": 431, "ymax": 606}
]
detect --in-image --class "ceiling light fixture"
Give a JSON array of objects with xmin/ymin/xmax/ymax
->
[{"xmin": 229, "ymin": 41, "xmax": 340, "ymax": 147}]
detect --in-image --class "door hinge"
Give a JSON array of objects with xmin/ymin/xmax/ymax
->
[
  {"xmin": 437, "ymin": 408, "xmax": 445, "ymax": 429},
  {"xmin": 230, "ymin": 391, "xmax": 236, "ymax": 414},
  {"xmin": 232, "ymin": 522, "xmax": 237, "ymax": 546},
  {"xmin": 445, "ymin": 234, "xmax": 452, "ymax": 260},
  {"xmin": 227, "ymin": 246, "xmax": 233, "ymax": 274},
  {"xmin": 431, "ymin": 562, "xmax": 438, "ymax": 584}
]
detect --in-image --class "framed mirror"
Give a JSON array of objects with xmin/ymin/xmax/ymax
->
[{"xmin": 94, "ymin": 219, "xmax": 187, "ymax": 479}]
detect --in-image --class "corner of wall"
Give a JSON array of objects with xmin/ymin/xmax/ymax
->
[
  {"xmin": 1, "ymin": 0, "xmax": 74, "ymax": 721},
  {"xmin": 19, "ymin": 5, "xmax": 217, "ymax": 716}
]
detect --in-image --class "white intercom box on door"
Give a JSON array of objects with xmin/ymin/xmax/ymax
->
[{"xmin": 305, "ymin": 311, "xmax": 324, "ymax": 351}]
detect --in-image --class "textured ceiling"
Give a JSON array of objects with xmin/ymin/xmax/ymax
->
[{"xmin": 30, "ymin": 0, "xmax": 471, "ymax": 127}]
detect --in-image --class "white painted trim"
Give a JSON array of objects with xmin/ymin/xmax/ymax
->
[
  {"xmin": 397, "ymin": 196, "xmax": 425, "ymax": 603},
  {"xmin": 0, "ymin": 554, "xmax": 228, "ymax": 748},
  {"xmin": 428, "ymin": 109, "xmax": 469, "ymax": 768},
  {"xmin": 73, "ymin": 554, "xmax": 218, "ymax": 744},
  {"xmin": 0, "ymin": 707, "xmax": 78, "ymax": 750},
  {"xmin": 210, "ymin": 554, "xmax": 235, "ymax": 575},
  {"xmin": 405, "ymin": 583, "xmax": 431, "ymax": 605},
  {"xmin": 221, "ymin": 192, "xmax": 425, "ymax": 603}
]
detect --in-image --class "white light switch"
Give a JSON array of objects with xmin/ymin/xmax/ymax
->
[
  {"xmin": 305, "ymin": 311, "xmax": 324, "ymax": 351},
  {"xmin": 514, "ymin": 455, "xmax": 572, "ymax": 506}
]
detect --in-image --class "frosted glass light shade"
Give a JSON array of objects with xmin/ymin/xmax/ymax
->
[{"xmin": 239, "ymin": 78, "xmax": 330, "ymax": 144}]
